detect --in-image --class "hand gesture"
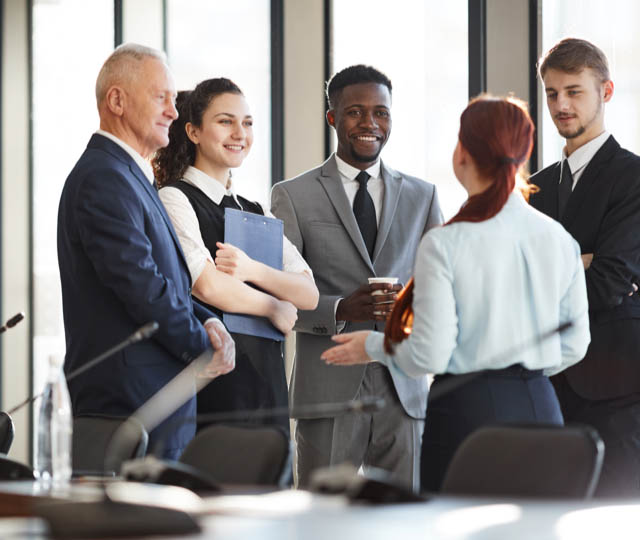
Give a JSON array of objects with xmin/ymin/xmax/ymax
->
[
  {"xmin": 200, "ymin": 319, "xmax": 236, "ymax": 379},
  {"xmin": 321, "ymin": 331, "xmax": 372, "ymax": 365},
  {"xmin": 215, "ymin": 241, "xmax": 256, "ymax": 282},
  {"xmin": 268, "ymin": 299, "xmax": 297, "ymax": 335},
  {"xmin": 336, "ymin": 283, "xmax": 401, "ymax": 322}
]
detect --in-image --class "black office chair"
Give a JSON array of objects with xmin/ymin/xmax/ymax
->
[
  {"xmin": 0, "ymin": 412, "xmax": 15, "ymax": 454},
  {"xmin": 73, "ymin": 415, "xmax": 148, "ymax": 476},
  {"xmin": 440, "ymin": 424, "xmax": 604, "ymax": 499},
  {"xmin": 179, "ymin": 424, "xmax": 292, "ymax": 487}
]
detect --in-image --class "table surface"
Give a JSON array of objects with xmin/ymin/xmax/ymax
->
[{"xmin": 1, "ymin": 481, "xmax": 639, "ymax": 540}]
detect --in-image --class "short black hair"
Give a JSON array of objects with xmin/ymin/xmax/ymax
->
[{"xmin": 326, "ymin": 64, "xmax": 392, "ymax": 109}]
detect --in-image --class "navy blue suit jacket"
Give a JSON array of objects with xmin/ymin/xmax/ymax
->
[{"xmin": 57, "ymin": 134, "xmax": 215, "ymax": 454}]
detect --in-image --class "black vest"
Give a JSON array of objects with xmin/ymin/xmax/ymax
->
[{"xmin": 171, "ymin": 181, "xmax": 288, "ymax": 432}]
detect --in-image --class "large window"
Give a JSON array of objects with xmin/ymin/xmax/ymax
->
[
  {"xmin": 167, "ymin": 0, "xmax": 272, "ymax": 207},
  {"xmin": 31, "ymin": 0, "xmax": 114, "ymax": 405},
  {"xmin": 540, "ymin": 0, "xmax": 640, "ymax": 166},
  {"xmin": 332, "ymin": 0, "xmax": 469, "ymax": 219}
]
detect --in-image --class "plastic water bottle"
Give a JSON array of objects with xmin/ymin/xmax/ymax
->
[{"xmin": 35, "ymin": 354, "xmax": 73, "ymax": 487}]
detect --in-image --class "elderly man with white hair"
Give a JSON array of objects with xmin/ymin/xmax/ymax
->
[{"xmin": 57, "ymin": 43, "xmax": 235, "ymax": 459}]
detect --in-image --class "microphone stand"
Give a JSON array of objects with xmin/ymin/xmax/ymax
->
[{"xmin": 0, "ymin": 312, "xmax": 25, "ymax": 334}]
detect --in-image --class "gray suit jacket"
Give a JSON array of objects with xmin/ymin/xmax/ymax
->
[{"xmin": 271, "ymin": 155, "xmax": 443, "ymax": 419}]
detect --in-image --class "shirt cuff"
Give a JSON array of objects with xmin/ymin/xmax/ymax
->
[{"xmin": 334, "ymin": 298, "xmax": 346, "ymax": 333}]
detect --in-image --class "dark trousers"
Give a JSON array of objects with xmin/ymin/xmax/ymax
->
[
  {"xmin": 553, "ymin": 372, "xmax": 640, "ymax": 498},
  {"xmin": 421, "ymin": 365, "xmax": 563, "ymax": 492}
]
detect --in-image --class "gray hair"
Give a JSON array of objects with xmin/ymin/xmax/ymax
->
[{"xmin": 95, "ymin": 43, "xmax": 167, "ymax": 106}]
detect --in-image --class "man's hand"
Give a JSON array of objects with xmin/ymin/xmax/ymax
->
[
  {"xmin": 336, "ymin": 283, "xmax": 401, "ymax": 322},
  {"xmin": 215, "ymin": 242, "xmax": 256, "ymax": 282},
  {"xmin": 268, "ymin": 299, "xmax": 297, "ymax": 335},
  {"xmin": 201, "ymin": 319, "xmax": 235, "ymax": 379},
  {"xmin": 581, "ymin": 253, "xmax": 594, "ymax": 269},
  {"xmin": 630, "ymin": 283, "xmax": 638, "ymax": 297}
]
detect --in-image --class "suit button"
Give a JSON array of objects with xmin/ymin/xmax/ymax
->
[{"xmin": 188, "ymin": 287, "xmax": 192, "ymax": 295}]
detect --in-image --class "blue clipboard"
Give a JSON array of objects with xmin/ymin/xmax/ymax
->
[{"xmin": 222, "ymin": 207, "xmax": 285, "ymax": 341}]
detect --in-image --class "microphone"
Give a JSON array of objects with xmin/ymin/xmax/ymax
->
[
  {"xmin": 0, "ymin": 312, "xmax": 25, "ymax": 334},
  {"xmin": 5, "ymin": 321, "xmax": 159, "ymax": 416}
]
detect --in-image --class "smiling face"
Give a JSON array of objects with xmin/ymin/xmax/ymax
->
[
  {"xmin": 543, "ymin": 67, "xmax": 612, "ymax": 152},
  {"xmin": 119, "ymin": 58, "xmax": 178, "ymax": 158},
  {"xmin": 187, "ymin": 92, "xmax": 253, "ymax": 183},
  {"xmin": 327, "ymin": 82, "xmax": 391, "ymax": 169}
]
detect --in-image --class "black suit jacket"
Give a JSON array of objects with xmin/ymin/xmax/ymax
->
[
  {"xmin": 58, "ymin": 134, "xmax": 216, "ymax": 454},
  {"xmin": 530, "ymin": 135, "xmax": 640, "ymax": 399}
]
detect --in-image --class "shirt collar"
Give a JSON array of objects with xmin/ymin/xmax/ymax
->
[
  {"xmin": 96, "ymin": 129, "xmax": 155, "ymax": 184},
  {"xmin": 335, "ymin": 153, "xmax": 381, "ymax": 183},
  {"xmin": 181, "ymin": 166, "xmax": 242, "ymax": 207},
  {"xmin": 563, "ymin": 130, "xmax": 610, "ymax": 175}
]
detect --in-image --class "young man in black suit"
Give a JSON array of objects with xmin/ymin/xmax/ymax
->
[{"xmin": 530, "ymin": 37, "xmax": 640, "ymax": 497}]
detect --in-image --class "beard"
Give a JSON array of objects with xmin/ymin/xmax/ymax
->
[
  {"xmin": 350, "ymin": 144, "xmax": 383, "ymax": 165},
  {"xmin": 556, "ymin": 99, "xmax": 602, "ymax": 140}
]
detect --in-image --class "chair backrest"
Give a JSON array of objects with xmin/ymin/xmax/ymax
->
[
  {"xmin": 179, "ymin": 424, "xmax": 292, "ymax": 487},
  {"xmin": 0, "ymin": 412, "xmax": 15, "ymax": 454},
  {"xmin": 73, "ymin": 415, "xmax": 148, "ymax": 475},
  {"xmin": 440, "ymin": 424, "xmax": 604, "ymax": 499}
]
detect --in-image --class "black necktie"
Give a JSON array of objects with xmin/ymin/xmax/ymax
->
[
  {"xmin": 558, "ymin": 160, "xmax": 573, "ymax": 218},
  {"xmin": 353, "ymin": 171, "xmax": 377, "ymax": 259}
]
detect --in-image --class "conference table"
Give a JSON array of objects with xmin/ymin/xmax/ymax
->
[{"xmin": 0, "ymin": 480, "xmax": 638, "ymax": 539}]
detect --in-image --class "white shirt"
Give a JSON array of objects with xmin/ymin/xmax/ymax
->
[
  {"xmin": 335, "ymin": 154, "xmax": 384, "ymax": 225},
  {"xmin": 365, "ymin": 191, "xmax": 591, "ymax": 378},
  {"xmin": 96, "ymin": 130, "xmax": 155, "ymax": 184},
  {"xmin": 159, "ymin": 166, "xmax": 312, "ymax": 285},
  {"xmin": 562, "ymin": 130, "xmax": 610, "ymax": 189}
]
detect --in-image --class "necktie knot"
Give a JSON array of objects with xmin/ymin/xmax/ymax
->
[{"xmin": 355, "ymin": 170, "xmax": 371, "ymax": 187}]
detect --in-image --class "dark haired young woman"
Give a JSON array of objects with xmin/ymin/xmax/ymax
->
[
  {"xmin": 153, "ymin": 79, "xmax": 318, "ymax": 434},
  {"xmin": 321, "ymin": 95, "xmax": 590, "ymax": 491}
]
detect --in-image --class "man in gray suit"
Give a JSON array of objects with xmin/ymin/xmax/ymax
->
[{"xmin": 271, "ymin": 65, "xmax": 443, "ymax": 490}]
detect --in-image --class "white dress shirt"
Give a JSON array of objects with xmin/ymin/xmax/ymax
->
[
  {"xmin": 159, "ymin": 166, "xmax": 312, "ymax": 285},
  {"xmin": 335, "ymin": 154, "xmax": 384, "ymax": 225},
  {"xmin": 562, "ymin": 130, "xmax": 610, "ymax": 189},
  {"xmin": 365, "ymin": 191, "xmax": 591, "ymax": 378},
  {"xmin": 96, "ymin": 130, "xmax": 155, "ymax": 184}
]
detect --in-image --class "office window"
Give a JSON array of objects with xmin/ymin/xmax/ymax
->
[
  {"xmin": 31, "ymin": 0, "xmax": 114, "ymax": 407},
  {"xmin": 167, "ymin": 0, "xmax": 272, "ymax": 207},
  {"xmin": 540, "ymin": 0, "xmax": 640, "ymax": 166},
  {"xmin": 332, "ymin": 0, "xmax": 469, "ymax": 219}
]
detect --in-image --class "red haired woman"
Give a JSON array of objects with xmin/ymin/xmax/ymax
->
[{"xmin": 322, "ymin": 95, "xmax": 590, "ymax": 492}]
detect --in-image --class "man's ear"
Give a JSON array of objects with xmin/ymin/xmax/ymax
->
[
  {"xmin": 602, "ymin": 79, "xmax": 614, "ymax": 103},
  {"xmin": 185, "ymin": 122, "xmax": 199, "ymax": 145},
  {"xmin": 104, "ymin": 86, "xmax": 125, "ymax": 116},
  {"xmin": 326, "ymin": 109, "xmax": 335, "ymax": 128}
]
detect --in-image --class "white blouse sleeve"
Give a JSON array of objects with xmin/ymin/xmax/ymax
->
[
  {"xmin": 158, "ymin": 186, "xmax": 214, "ymax": 285},
  {"xmin": 365, "ymin": 231, "xmax": 459, "ymax": 377}
]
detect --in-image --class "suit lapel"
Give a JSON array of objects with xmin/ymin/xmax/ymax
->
[
  {"xmin": 562, "ymin": 135, "xmax": 619, "ymax": 229},
  {"xmin": 89, "ymin": 134, "xmax": 189, "ymax": 270},
  {"xmin": 373, "ymin": 162, "xmax": 402, "ymax": 262},
  {"xmin": 317, "ymin": 157, "xmax": 374, "ymax": 271}
]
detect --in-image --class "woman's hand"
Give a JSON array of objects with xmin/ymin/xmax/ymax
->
[
  {"xmin": 215, "ymin": 241, "xmax": 257, "ymax": 282},
  {"xmin": 321, "ymin": 331, "xmax": 372, "ymax": 366},
  {"xmin": 269, "ymin": 299, "xmax": 297, "ymax": 335}
]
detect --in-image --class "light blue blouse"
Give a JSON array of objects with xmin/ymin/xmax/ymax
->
[{"xmin": 365, "ymin": 191, "xmax": 590, "ymax": 378}]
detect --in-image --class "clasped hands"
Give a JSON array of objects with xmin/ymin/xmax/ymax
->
[{"xmin": 199, "ymin": 318, "xmax": 236, "ymax": 379}]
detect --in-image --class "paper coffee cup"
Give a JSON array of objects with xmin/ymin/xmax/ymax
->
[{"xmin": 368, "ymin": 277, "xmax": 398, "ymax": 296}]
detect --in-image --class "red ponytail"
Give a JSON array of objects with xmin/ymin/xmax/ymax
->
[{"xmin": 384, "ymin": 95, "xmax": 536, "ymax": 354}]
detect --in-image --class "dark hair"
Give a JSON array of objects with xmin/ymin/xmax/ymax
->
[
  {"xmin": 384, "ymin": 95, "xmax": 536, "ymax": 354},
  {"xmin": 152, "ymin": 77, "xmax": 243, "ymax": 188},
  {"xmin": 326, "ymin": 64, "xmax": 392, "ymax": 109},
  {"xmin": 538, "ymin": 37, "xmax": 610, "ymax": 83}
]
